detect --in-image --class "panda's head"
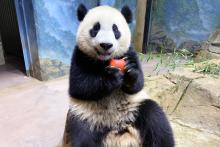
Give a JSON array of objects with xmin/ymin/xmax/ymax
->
[{"xmin": 76, "ymin": 4, "xmax": 132, "ymax": 60}]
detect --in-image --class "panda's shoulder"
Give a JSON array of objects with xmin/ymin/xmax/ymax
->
[{"xmin": 125, "ymin": 46, "xmax": 138, "ymax": 57}]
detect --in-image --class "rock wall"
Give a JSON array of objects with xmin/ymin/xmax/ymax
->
[
  {"xmin": 144, "ymin": 66, "xmax": 220, "ymax": 146},
  {"xmin": 148, "ymin": 0, "xmax": 220, "ymax": 53},
  {"xmin": 196, "ymin": 29, "xmax": 220, "ymax": 61},
  {"xmin": 39, "ymin": 58, "xmax": 69, "ymax": 81},
  {"xmin": 145, "ymin": 69, "xmax": 220, "ymax": 135}
]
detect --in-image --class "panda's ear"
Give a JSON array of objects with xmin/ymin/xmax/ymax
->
[
  {"xmin": 121, "ymin": 5, "xmax": 132, "ymax": 24},
  {"xmin": 77, "ymin": 4, "xmax": 88, "ymax": 21}
]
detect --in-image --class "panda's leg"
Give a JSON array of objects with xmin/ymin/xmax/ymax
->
[
  {"xmin": 135, "ymin": 99, "xmax": 175, "ymax": 147},
  {"xmin": 64, "ymin": 111, "xmax": 106, "ymax": 147}
]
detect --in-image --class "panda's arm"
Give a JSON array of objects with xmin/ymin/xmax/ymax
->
[
  {"xmin": 135, "ymin": 100, "xmax": 175, "ymax": 147},
  {"xmin": 69, "ymin": 48, "xmax": 123, "ymax": 100},
  {"xmin": 69, "ymin": 66, "xmax": 122, "ymax": 100},
  {"xmin": 121, "ymin": 47, "xmax": 144, "ymax": 94}
]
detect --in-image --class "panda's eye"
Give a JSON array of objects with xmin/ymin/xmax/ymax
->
[
  {"xmin": 90, "ymin": 22, "xmax": 100, "ymax": 37},
  {"xmin": 112, "ymin": 24, "xmax": 121, "ymax": 40},
  {"xmin": 112, "ymin": 24, "xmax": 118, "ymax": 32},
  {"xmin": 93, "ymin": 22, "xmax": 100, "ymax": 31}
]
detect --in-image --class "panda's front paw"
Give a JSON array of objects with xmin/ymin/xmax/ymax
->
[
  {"xmin": 123, "ymin": 56, "xmax": 139, "ymax": 85},
  {"xmin": 105, "ymin": 67, "xmax": 123, "ymax": 89}
]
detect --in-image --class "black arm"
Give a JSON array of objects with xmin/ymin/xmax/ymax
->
[
  {"xmin": 69, "ymin": 47, "xmax": 123, "ymax": 101},
  {"xmin": 121, "ymin": 47, "xmax": 144, "ymax": 94}
]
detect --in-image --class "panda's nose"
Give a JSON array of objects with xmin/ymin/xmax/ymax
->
[{"xmin": 100, "ymin": 43, "xmax": 113, "ymax": 50}]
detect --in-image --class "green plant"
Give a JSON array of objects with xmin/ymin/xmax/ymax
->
[
  {"xmin": 138, "ymin": 48, "xmax": 194, "ymax": 74},
  {"xmin": 192, "ymin": 61, "xmax": 220, "ymax": 76}
]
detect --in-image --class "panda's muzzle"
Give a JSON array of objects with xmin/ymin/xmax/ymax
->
[
  {"xmin": 95, "ymin": 43, "xmax": 113, "ymax": 57},
  {"xmin": 100, "ymin": 43, "xmax": 113, "ymax": 51},
  {"xmin": 95, "ymin": 47, "xmax": 113, "ymax": 56}
]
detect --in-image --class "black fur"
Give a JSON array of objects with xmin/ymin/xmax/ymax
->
[
  {"xmin": 69, "ymin": 46, "xmax": 144, "ymax": 101},
  {"xmin": 135, "ymin": 99, "xmax": 175, "ymax": 147},
  {"xmin": 121, "ymin": 47, "xmax": 144, "ymax": 94},
  {"xmin": 69, "ymin": 46, "xmax": 123, "ymax": 101},
  {"xmin": 121, "ymin": 5, "xmax": 132, "ymax": 23},
  {"xmin": 90, "ymin": 22, "xmax": 101, "ymax": 37},
  {"xmin": 77, "ymin": 4, "xmax": 88, "ymax": 21},
  {"xmin": 112, "ymin": 24, "xmax": 121, "ymax": 39},
  {"xmin": 67, "ymin": 113, "xmax": 108, "ymax": 147}
]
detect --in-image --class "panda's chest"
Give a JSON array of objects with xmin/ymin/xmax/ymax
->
[{"xmin": 70, "ymin": 90, "xmax": 141, "ymax": 130}]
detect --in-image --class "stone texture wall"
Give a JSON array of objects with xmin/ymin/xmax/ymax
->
[
  {"xmin": 196, "ymin": 29, "xmax": 220, "ymax": 62},
  {"xmin": 144, "ymin": 64, "xmax": 220, "ymax": 146},
  {"xmin": 0, "ymin": 34, "xmax": 5, "ymax": 65},
  {"xmin": 149, "ymin": 0, "xmax": 220, "ymax": 53}
]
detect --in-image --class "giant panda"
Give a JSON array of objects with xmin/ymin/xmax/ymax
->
[{"xmin": 63, "ymin": 4, "xmax": 174, "ymax": 147}]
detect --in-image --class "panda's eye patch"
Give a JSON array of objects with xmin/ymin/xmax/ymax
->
[
  {"xmin": 112, "ymin": 24, "xmax": 121, "ymax": 39},
  {"xmin": 90, "ymin": 22, "xmax": 100, "ymax": 37},
  {"xmin": 93, "ymin": 22, "xmax": 100, "ymax": 31}
]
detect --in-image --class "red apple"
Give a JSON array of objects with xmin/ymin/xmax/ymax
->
[{"xmin": 109, "ymin": 58, "xmax": 126, "ymax": 72}]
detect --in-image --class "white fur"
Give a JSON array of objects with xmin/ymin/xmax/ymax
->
[
  {"xmin": 103, "ymin": 126, "xmax": 141, "ymax": 147},
  {"xmin": 69, "ymin": 89, "xmax": 149, "ymax": 131},
  {"xmin": 76, "ymin": 6, "xmax": 131, "ymax": 60}
]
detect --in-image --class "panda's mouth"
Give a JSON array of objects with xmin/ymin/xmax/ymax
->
[{"xmin": 95, "ymin": 48, "xmax": 113, "ymax": 56}]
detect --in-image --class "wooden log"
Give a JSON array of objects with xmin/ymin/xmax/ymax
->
[{"xmin": 134, "ymin": 0, "xmax": 147, "ymax": 52}]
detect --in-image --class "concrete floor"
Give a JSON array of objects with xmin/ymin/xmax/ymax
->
[{"xmin": 0, "ymin": 65, "xmax": 69, "ymax": 147}]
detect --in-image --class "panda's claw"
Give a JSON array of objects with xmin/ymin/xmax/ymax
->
[
  {"xmin": 125, "ymin": 63, "xmax": 136, "ymax": 71},
  {"xmin": 127, "ymin": 69, "xmax": 133, "ymax": 73},
  {"xmin": 122, "ymin": 57, "xmax": 128, "ymax": 60}
]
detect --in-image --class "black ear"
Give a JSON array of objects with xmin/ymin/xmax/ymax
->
[
  {"xmin": 121, "ymin": 6, "xmax": 132, "ymax": 24},
  {"xmin": 77, "ymin": 4, "xmax": 88, "ymax": 21}
]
